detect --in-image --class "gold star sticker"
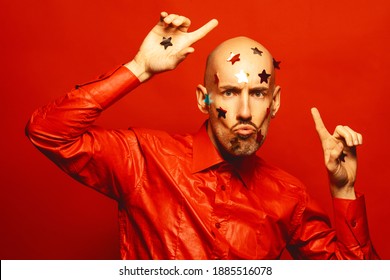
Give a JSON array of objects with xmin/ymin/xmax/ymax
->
[{"xmin": 235, "ymin": 70, "xmax": 249, "ymax": 83}]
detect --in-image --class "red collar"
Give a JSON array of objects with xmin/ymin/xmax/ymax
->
[{"xmin": 192, "ymin": 121, "xmax": 224, "ymax": 173}]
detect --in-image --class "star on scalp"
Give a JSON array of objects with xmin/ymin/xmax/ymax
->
[
  {"xmin": 235, "ymin": 70, "xmax": 249, "ymax": 83},
  {"xmin": 160, "ymin": 37, "xmax": 173, "ymax": 49},
  {"xmin": 258, "ymin": 69, "xmax": 271, "ymax": 84},
  {"xmin": 251, "ymin": 47, "xmax": 263, "ymax": 56},
  {"xmin": 273, "ymin": 58, "xmax": 281, "ymax": 69},
  {"xmin": 226, "ymin": 52, "xmax": 241, "ymax": 65}
]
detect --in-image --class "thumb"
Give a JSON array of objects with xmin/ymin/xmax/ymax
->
[
  {"xmin": 311, "ymin": 107, "xmax": 330, "ymax": 141},
  {"xmin": 177, "ymin": 47, "xmax": 195, "ymax": 61}
]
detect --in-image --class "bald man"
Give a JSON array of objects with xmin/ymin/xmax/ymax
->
[{"xmin": 26, "ymin": 12, "xmax": 378, "ymax": 259}]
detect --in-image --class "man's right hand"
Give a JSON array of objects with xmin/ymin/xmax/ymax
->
[{"xmin": 125, "ymin": 12, "xmax": 218, "ymax": 82}]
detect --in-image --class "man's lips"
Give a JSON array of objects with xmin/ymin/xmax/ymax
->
[{"xmin": 233, "ymin": 125, "xmax": 257, "ymax": 136}]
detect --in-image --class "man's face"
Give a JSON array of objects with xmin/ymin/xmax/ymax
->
[{"xmin": 201, "ymin": 39, "xmax": 280, "ymax": 158}]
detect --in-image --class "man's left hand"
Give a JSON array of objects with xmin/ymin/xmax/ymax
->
[{"xmin": 311, "ymin": 107, "xmax": 363, "ymax": 199}]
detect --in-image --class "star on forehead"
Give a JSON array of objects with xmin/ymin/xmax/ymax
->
[
  {"xmin": 160, "ymin": 37, "xmax": 173, "ymax": 49},
  {"xmin": 235, "ymin": 70, "xmax": 249, "ymax": 83},
  {"xmin": 258, "ymin": 69, "xmax": 271, "ymax": 84},
  {"xmin": 273, "ymin": 58, "xmax": 281, "ymax": 69},
  {"xmin": 216, "ymin": 107, "xmax": 227, "ymax": 119},
  {"xmin": 226, "ymin": 52, "xmax": 241, "ymax": 65},
  {"xmin": 251, "ymin": 47, "xmax": 263, "ymax": 56}
]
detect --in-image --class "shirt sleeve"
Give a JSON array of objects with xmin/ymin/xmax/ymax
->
[
  {"xmin": 331, "ymin": 193, "xmax": 379, "ymax": 259},
  {"xmin": 287, "ymin": 192, "xmax": 379, "ymax": 259},
  {"xmin": 25, "ymin": 66, "xmax": 143, "ymax": 201}
]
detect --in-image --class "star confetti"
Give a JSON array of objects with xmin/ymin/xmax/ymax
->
[
  {"xmin": 216, "ymin": 107, "xmax": 227, "ymax": 119},
  {"xmin": 257, "ymin": 130, "xmax": 264, "ymax": 143},
  {"xmin": 339, "ymin": 152, "xmax": 347, "ymax": 162},
  {"xmin": 160, "ymin": 37, "xmax": 173, "ymax": 49},
  {"xmin": 273, "ymin": 58, "xmax": 281, "ymax": 69},
  {"xmin": 251, "ymin": 47, "xmax": 263, "ymax": 56},
  {"xmin": 214, "ymin": 73, "xmax": 219, "ymax": 85},
  {"xmin": 235, "ymin": 70, "xmax": 249, "ymax": 83},
  {"xmin": 227, "ymin": 52, "xmax": 240, "ymax": 65},
  {"xmin": 258, "ymin": 69, "xmax": 271, "ymax": 84},
  {"xmin": 204, "ymin": 94, "xmax": 211, "ymax": 105}
]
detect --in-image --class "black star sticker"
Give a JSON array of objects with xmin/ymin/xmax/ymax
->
[
  {"xmin": 273, "ymin": 58, "xmax": 281, "ymax": 69},
  {"xmin": 258, "ymin": 69, "xmax": 271, "ymax": 84},
  {"xmin": 160, "ymin": 37, "xmax": 173, "ymax": 49},
  {"xmin": 216, "ymin": 107, "xmax": 227, "ymax": 119},
  {"xmin": 251, "ymin": 47, "xmax": 263, "ymax": 56},
  {"xmin": 339, "ymin": 152, "xmax": 347, "ymax": 162}
]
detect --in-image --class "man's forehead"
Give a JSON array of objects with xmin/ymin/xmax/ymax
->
[{"xmin": 214, "ymin": 52, "xmax": 273, "ymax": 87}]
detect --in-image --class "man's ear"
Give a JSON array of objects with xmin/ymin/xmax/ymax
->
[
  {"xmin": 271, "ymin": 85, "xmax": 281, "ymax": 118},
  {"xmin": 196, "ymin": 84, "xmax": 209, "ymax": 114}
]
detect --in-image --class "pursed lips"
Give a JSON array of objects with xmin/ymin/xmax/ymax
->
[{"xmin": 233, "ymin": 124, "xmax": 257, "ymax": 137}]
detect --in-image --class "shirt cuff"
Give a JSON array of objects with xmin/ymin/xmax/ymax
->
[
  {"xmin": 332, "ymin": 193, "xmax": 369, "ymax": 247},
  {"xmin": 77, "ymin": 65, "xmax": 141, "ymax": 109}
]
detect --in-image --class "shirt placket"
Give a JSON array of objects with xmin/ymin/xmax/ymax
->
[{"xmin": 210, "ymin": 163, "xmax": 233, "ymax": 259}]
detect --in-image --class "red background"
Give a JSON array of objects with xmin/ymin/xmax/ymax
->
[{"xmin": 1, "ymin": 0, "xmax": 389, "ymax": 259}]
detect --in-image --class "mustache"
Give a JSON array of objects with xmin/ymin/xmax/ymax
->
[{"xmin": 231, "ymin": 121, "xmax": 259, "ymax": 132}]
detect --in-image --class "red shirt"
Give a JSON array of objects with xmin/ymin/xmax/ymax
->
[{"xmin": 26, "ymin": 66, "xmax": 378, "ymax": 259}]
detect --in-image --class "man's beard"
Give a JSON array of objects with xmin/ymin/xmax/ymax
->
[
  {"xmin": 213, "ymin": 121, "xmax": 262, "ymax": 157},
  {"xmin": 227, "ymin": 134, "xmax": 260, "ymax": 156}
]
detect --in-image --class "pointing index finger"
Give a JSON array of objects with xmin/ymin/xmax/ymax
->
[
  {"xmin": 189, "ymin": 19, "xmax": 219, "ymax": 44},
  {"xmin": 311, "ymin": 107, "xmax": 330, "ymax": 141}
]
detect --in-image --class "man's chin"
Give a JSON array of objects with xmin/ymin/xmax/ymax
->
[{"xmin": 227, "ymin": 137, "xmax": 260, "ymax": 157}]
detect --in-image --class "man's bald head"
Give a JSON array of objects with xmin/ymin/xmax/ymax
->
[{"xmin": 204, "ymin": 36, "xmax": 275, "ymax": 89}]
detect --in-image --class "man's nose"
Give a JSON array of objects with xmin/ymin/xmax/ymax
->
[{"xmin": 236, "ymin": 93, "xmax": 252, "ymax": 121}]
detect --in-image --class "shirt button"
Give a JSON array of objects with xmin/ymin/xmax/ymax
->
[
  {"xmin": 220, "ymin": 185, "xmax": 226, "ymax": 191},
  {"xmin": 215, "ymin": 222, "xmax": 221, "ymax": 229},
  {"xmin": 351, "ymin": 220, "xmax": 357, "ymax": 228}
]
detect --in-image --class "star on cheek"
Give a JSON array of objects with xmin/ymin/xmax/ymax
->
[
  {"xmin": 235, "ymin": 70, "xmax": 249, "ymax": 83},
  {"xmin": 160, "ymin": 37, "xmax": 173, "ymax": 49},
  {"xmin": 226, "ymin": 52, "xmax": 241, "ymax": 65},
  {"xmin": 258, "ymin": 69, "xmax": 271, "ymax": 84},
  {"xmin": 204, "ymin": 94, "xmax": 212, "ymax": 105},
  {"xmin": 216, "ymin": 107, "xmax": 227, "ymax": 119},
  {"xmin": 251, "ymin": 47, "xmax": 263, "ymax": 56}
]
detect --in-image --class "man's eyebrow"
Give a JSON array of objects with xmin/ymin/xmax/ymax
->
[
  {"xmin": 219, "ymin": 85, "xmax": 242, "ymax": 91},
  {"xmin": 249, "ymin": 86, "xmax": 269, "ymax": 91},
  {"xmin": 218, "ymin": 85, "xmax": 269, "ymax": 91}
]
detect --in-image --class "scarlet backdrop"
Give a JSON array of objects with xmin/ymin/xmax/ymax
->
[{"xmin": 1, "ymin": 0, "xmax": 389, "ymax": 259}]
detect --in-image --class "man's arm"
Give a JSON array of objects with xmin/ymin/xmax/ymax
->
[
  {"xmin": 25, "ymin": 13, "xmax": 218, "ymax": 199},
  {"xmin": 307, "ymin": 107, "xmax": 379, "ymax": 259}
]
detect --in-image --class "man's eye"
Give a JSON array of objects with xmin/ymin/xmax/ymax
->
[
  {"xmin": 223, "ymin": 90, "xmax": 234, "ymax": 97},
  {"xmin": 252, "ymin": 91, "xmax": 265, "ymax": 98}
]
